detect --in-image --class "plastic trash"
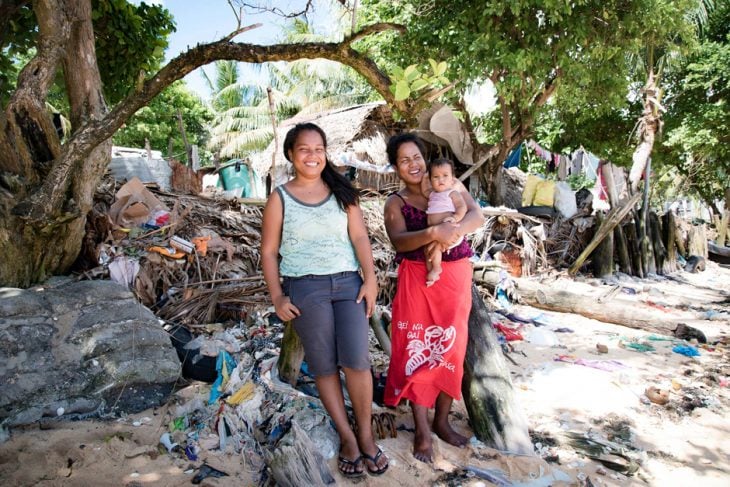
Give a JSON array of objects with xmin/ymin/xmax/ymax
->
[
  {"xmin": 159, "ymin": 432, "xmax": 180, "ymax": 453},
  {"xmin": 672, "ymin": 345, "xmax": 700, "ymax": 357},
  {"xmin": 527, "ymin": 328, "xmax": 559, "ymax": 346},
  {"xmin": 192, "ymin": 464, "xmax": 228, "ymax": 484}
]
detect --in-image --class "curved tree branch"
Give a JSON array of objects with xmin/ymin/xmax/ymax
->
[{"xmin": 15, "ymin": 22, "xmax": 405, "ymax": 222}]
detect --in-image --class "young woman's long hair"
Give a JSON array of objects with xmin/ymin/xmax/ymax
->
[{"xmin": 283, "ymin": 122, "xmax": 358, "ymax": 209}]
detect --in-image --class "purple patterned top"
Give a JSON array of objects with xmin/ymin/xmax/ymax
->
[{"xmin": 393, "ymin": 194, "xmax": 474, "ymax": 263}]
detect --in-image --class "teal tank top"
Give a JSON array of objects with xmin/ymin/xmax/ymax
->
[{"xmin": 277, "ymin": 186, "xmax": 360, "ymax": 277}]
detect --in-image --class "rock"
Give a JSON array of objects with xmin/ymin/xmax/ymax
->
[
  {"xmin": 673, "ymin": 323, "xmax": 707, "ymax": 344},
  {"xmin": 596, "ymin": 343, "xmax": 609, "ymax": 354},
  {"xmin": 0, "ymin": 280, "xmax": 180, "ymax": 426}
]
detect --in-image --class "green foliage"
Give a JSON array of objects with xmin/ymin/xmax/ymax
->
[
  {"xmin": 1, "ymin": 1, "xmax": 175, "ymax": 108},
  {"xmin": 92, "ymin": 0, "xmax": 176, "ymax": 104},
  {"xmin": 0, "ymin": 4, "xmax": 38, "ymax": 108},
  {"xmin": 112, "ymin": 81, "xmax": 213, "ymax": 162},
  {"xmin": 388, "ymin": 59, "xmax": 450, "ymax": 101},
  {"xmin": 657, "ymin": 2, "xmax": 730, "ymax": 206}
]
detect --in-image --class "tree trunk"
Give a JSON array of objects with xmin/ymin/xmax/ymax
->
[
  {"xmin": 462, "ymin": 284, "xmax": 532, "ymax": 454},
  {"xmin": 628, "ymin": 68, "xmax": 661, "ymax": 192},
  {"xmin": 602, "ymin": 162, "xmax": 631, "ymax": 274},
  {"xmin": 0, "ymin": 0, "xmax": 109, "ymax": 287}
]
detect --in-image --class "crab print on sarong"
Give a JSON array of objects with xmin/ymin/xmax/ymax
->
[{"xmin": 405, "ymin": 325, "xmax": 456, "ymax": 376}]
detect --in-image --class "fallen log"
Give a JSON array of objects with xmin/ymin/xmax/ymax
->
[
  {"xmin": 473, "ymin": 270, "xmax": 698, "ymax": 335},
  {"xmin": 462, "ymin": 284, "xmax": 533, "ymax": 455}
]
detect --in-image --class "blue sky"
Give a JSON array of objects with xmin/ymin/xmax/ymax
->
[{"xmin": 157, "ymin": 0, "xmax": 337, "ymax": 99}]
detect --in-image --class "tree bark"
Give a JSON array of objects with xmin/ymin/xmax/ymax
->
[
  {"xmin": 462, "ymin": 284, "xmax": 532, "ymax": 454},
  {"xmin": 649, "ymin": 212, "xmax": 666, "ymax": 273},
  {"xmin": 624, "ymin": 218, "xmax": 644, "ymax": 278}
]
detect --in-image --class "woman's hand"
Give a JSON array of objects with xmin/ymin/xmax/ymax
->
[
  {"xmin": 356, "ymin": 277, "xmax": 378, "ymax": 318},
  {"xmin": 431, "ymin": 220, "xmax": 462, "ymax": 248},
  {"xmin": 273, "ymin": 295, "xmax": 300, "ymax": 322}
]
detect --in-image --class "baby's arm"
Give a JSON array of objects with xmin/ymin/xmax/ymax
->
[{"xmin": 450, "ymin": 190, "xmax": 468, "ymax": 222}]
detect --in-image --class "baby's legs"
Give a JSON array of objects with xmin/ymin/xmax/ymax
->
[{"xmin": 426, "ymin": 247, "xmax": 443, "ymax": 287}]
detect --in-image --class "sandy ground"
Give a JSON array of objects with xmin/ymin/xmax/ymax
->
[{"xmin": 1, "ymin": 263, "xmax": 728, "ymax": 487}]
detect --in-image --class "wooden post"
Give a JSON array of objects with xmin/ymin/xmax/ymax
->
[
  {"xmin": 649, "ymin": 212, "xmax": 667, "ymax": 273},
  {"xmin": 462, "ymin": 284, "xmax": 533, "ymax": 454},
  {"xmin": 624, "ymin": 219, "xmax": 644, "ymax": 278},
  {"xmin": 569, "ymin": 193, "xmax": 642, "ymax": 275},
  {"xmin": 277, "ymin": 320, "xmax": 304, "ymax": 386},
  {"xmin": 662, "ymin": 211, "xmax": 679, "ymax": 273},
  {"xmin": 602, "ymin": 162, "xmax": 631, "ymax": 274},
  {"xmin": 591, "ymin": 211, "xmax": 614, "ymax": 277}
]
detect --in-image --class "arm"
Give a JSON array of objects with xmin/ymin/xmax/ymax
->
[
  {"xmin": 261, "ymin": 190, "xmax": 300, "ymax": 321},
  {"xmin": 384, "ymin": 194, "xmax": 447, "ymax": 253},
  {"xmin": 347, "ymin": 204, "xmax": 377, "ymax": 317},
  {"xmin": 450, "ymin": 190, "xmax": 468, "ymax": 223},
  {"xmin": 453, "ymin": 179, "xmax": 484, "ymax": 234}
]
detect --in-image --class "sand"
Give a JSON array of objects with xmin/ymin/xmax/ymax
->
[{"xmin": 1, "ymin": 263, "xmax": 728, "ymax": 486}]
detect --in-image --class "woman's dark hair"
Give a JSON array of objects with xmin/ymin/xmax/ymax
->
[
  {"xmin": 283, "ymin": 122, "xmax": 358, "ymax": 209},
  {"xmin": 386, "ymin": 132, "xmax": 427, "ymax": 166},
  {"xmin": 427, "ymin": 157, "xmax": 455, "ymax": 175}
]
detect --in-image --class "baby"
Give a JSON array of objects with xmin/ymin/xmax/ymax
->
[{"xmin": 422, "ymin": 157, "xmax": 467, "ymax": 286}]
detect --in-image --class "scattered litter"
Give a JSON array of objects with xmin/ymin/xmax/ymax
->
[
  {"xmin": 192, "ymin": 464, "xmax": 228, "ymax": 484},
  {"xmin": 555, "ymin": 355, "xmax": 628, "ymax": 372},
  {"xmin": 644, "ymin": 386, "xmax": 670, "ymax": 405},
  {"xmin": 672, "ymin": 345, "xmax": 700, "ymax": 357}
]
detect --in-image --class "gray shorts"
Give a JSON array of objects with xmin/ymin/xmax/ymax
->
[{"xmin": 283, "ymin": 271, "xmax": 370, "ymax": 376}]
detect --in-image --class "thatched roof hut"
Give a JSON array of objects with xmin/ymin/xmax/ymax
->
[{"xmin": 250, "ymin": 102, "xmax": 401, "ymax": 192}]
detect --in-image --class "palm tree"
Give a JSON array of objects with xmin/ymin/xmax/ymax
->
[{"xmin": 203, "ymin": 18, "xmax": 377, "ymax": 160}]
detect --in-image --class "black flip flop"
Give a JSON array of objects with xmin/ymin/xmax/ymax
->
[
  {"xmin": 338, "ymin": 454, "xmax": 365, "ymax": 478},
  {"xmin": 362, "ymin": 448, "xmax": 389, "ymax": 476}
]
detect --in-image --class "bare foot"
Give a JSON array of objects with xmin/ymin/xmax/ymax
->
[
  {"xmin": 426, "ymin": 270, "xmax": 441, "ymax": 287},
  {"xmin": 433, "ymin": 421, "xmax": 468, "ymax": 448},
  {"xmin": 413, "ymin": 429, "xmax": 433, "ymax": 463}
]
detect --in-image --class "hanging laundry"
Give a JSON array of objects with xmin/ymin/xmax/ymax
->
[
  {"xmin": 557, "ymin": 154, "xmax": 569, "ymax": 181},
  {"xmin": 528, "ymin": 139, "xmax": 552, "ymax": 161},
  {"xmin": 582, "ymin": 152, "xmax": 600, "ymax": 181},
  {"xmin": 570, "ymin": 149, "xmax": 584, "ymax": 176},
  {"xmin": 547, "ymin": 153, "xmax": 559, "ymax": 173},
  {"xmin": 503, "ymin": 143, "xmax": 523, "ymax": 168}
]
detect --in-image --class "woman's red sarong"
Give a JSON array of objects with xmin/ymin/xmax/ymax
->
[{"xmin": 384, "ymin": 258, "xmax": 473, "ymax": 408}]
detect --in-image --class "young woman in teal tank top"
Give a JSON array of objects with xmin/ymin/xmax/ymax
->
[{"xmin": 261, "ymin": 123, "xmax": 389, "ymax": 478}]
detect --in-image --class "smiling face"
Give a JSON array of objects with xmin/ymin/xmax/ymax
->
[
  {"xmin": 287, "ymin": 129, "xmax": 326, "ymax": 179},
  {"xmin": 394, "ymin": 141, "xmax": 427, "ymax": 185},
  {"xmin": 429, "ymin": 164, "xmax": 455, "ymax": 192}
]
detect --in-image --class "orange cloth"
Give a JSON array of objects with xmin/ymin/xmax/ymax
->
[{"xmin": 384, "ymin": 258, "xmax": 472, "ymax": 408}]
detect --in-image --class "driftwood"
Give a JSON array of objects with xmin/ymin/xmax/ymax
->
[
  {"xmin": 473, "ymin": 270, "xmax": 693, "ymax": 335},
  {"xmin": 569, "ymin": 193, "xmax": 642, "ymax": 275},
  {"xmin": 462, "ymin": 284, "xmax": 532, "ymax": 454}
]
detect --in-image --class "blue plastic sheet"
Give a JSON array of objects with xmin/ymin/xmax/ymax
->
[{"xmin": 208, "ymin": 350, "xmax": 237, "ymax": 404}]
